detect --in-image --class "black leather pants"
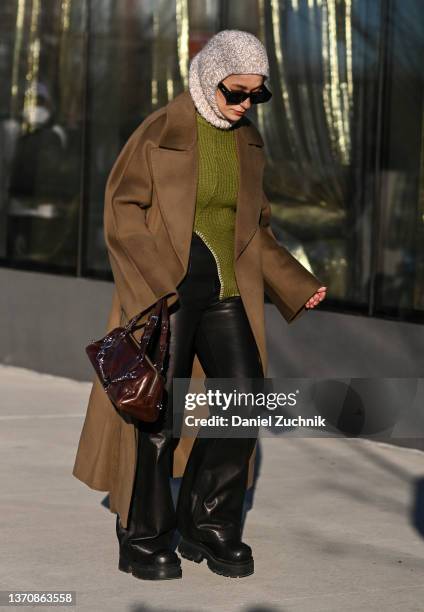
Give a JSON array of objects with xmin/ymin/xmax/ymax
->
[{"xmin": 116, "ymin": 233, "xmax": 263, "ymax": 553}]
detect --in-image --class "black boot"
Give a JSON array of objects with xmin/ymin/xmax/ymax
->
[
  {"xmin": 117, "ymin": 514, "xmax": 181, "ymax": 580},
  {"xmin": 116, "ymin": 418, "xmax": 182, "ymax": 580},
  {"xmin": 176, "ymin": 434, "xmax": 257, "ymax": 578},
  {"xmin": 177, "ymin": 534, "xmax": 253, "ymax": 578}
]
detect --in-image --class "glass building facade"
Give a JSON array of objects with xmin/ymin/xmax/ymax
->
[{"xmin": 0, "ymin": 0, "xmax": 423, "ymax": 322}]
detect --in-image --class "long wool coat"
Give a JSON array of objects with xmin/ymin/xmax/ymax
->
[{"xmin": 72, "ymin": 90, "xmax": 322, "ymax": 528}]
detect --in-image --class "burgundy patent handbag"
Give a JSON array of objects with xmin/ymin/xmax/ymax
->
[{"xmin": 85, "ymin": 298, "xmax": 169, "ymax": 422}]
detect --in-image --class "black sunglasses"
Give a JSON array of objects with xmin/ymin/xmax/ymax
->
[{"xmin": 217, "ymin": 81, "xmax": 272, "ymax": 105}]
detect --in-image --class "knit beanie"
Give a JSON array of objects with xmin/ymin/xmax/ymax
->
[{"xmin": 188, "ymin": 29, "xmax": 269, "ymax": 130}]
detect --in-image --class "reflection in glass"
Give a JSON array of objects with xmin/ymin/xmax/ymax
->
[
  {"xmin": 257, "ymin": 0, "xmax": 382, "ymax": 306},
  {"xmin": 374, "ymin": 0, "xmax": 424, "ymax": 317},
  {"xmin": 85, "ymin": 0, "xmax": 186, "ymax": 274},
  {"xmin": 0, "ymin": 0, "xmax": 422, "ymax": 322},
  {"xmin": 0, "ymin": 0, "xmax": 86, "ymax": 271}
]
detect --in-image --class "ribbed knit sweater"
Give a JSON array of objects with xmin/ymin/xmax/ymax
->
[{"xmin": 193, "ymin": 111, "xmax": 240, "ymax": 299}]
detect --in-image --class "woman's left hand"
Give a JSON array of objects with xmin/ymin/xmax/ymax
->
[{"xmin": 305, "ymin": 286, "xmax": 327, "ymax": 309}]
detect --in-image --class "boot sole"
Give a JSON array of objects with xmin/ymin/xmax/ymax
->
[
  {"xmin": 119, "ymin": 556, "xmax": 182, "ymax": 580},
  {"xmin": 177, "ymin": 537, "xmax": 254, "ymax": 578}
]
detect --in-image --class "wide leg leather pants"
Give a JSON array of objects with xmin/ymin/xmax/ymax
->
[{"xmin": 116, "ymin": 233, "xmax": 264, "ymax": 553}]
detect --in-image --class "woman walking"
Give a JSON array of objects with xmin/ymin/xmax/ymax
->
[{"xmin": 73, "ymin": 29, "xmax": 326, "ymax": 581}]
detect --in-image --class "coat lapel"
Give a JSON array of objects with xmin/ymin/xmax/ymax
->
[{"xmin": 150, "ymin": 90, "xmax": 265, "ymax": 275}]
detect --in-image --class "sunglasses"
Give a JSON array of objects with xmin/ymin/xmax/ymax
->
[{"xmin": 217, "ymin": 81, "xmax": 272, "ymax": 105}]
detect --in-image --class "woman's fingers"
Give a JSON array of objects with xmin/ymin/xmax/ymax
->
[{"xmin": 305, "ymin": 287, "xmax": 327, "ymax": 309}]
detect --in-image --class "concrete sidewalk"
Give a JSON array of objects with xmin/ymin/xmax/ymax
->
[{"xmin": 2, "ymin": 364, "xmax": 424, "ymax": 612}]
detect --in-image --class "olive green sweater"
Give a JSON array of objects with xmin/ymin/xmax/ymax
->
[{"xmin": 193, "ymin": 111, "xmax": 240, "ymax": 299}]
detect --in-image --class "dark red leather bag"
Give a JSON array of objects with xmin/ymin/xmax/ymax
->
[{"xmin": 85, "ymin": 298, "xmax": 169, "ymax": 422}]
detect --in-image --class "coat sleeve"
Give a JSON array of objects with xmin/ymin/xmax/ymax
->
[
  {"xmin": 259, "ymin": 190, "xmax": 323, "ymax": 323},
  {"xmin": 103, "ymin": 121, "xmax": 177, "ymax": 322}
]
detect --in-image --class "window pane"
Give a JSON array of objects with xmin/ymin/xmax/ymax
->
[
  {"xmin": 85, "ymin": 0, "xmax": 181, "ymax": 275},
  {"xmin": 245, "ymin": 0, "xmax": 383, "ymax": 310},
  {"xmin": 1, "ymin": 0, "xmax": 422, "ymax": 325},
  {"xmin": 0, "ymin": 0, "xmax": 86, "ymax": 272},
  {"xmin": 374, "ymin": 0, "xmax": 424, "ymax": 318}
]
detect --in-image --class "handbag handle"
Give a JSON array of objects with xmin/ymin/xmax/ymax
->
[
  {"xmin": 154, "ymin": 299, "xmax": 169, "ymax": 374},
  {"xmin": 124, "ymin": 298, "xmax": 169, "ymax": 374}
]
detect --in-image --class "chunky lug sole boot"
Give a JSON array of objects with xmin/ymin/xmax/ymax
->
[
  {"xmin": 178, "ymin": 536, "xmax": 254, "ymax": 578},
  {"xmin": 176, "ymin": 434, "xmax": 257, "ymax": 578},
  {"xmin": 115, "ymin": 418, "xmax": 182, "ymax": 581},
  {"xmin": 119, "ymin": 544, "xmax": 182, "ymax": 580}
]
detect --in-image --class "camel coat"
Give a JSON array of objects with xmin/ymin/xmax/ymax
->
[{"xmin": 72, "ymin": 90, "xmax": 322, "ymax": 527}]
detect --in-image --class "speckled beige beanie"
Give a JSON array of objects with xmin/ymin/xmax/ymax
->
[{"xmin": 188, "ymin": 29, "xmax": 269, "ymax": 130}]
